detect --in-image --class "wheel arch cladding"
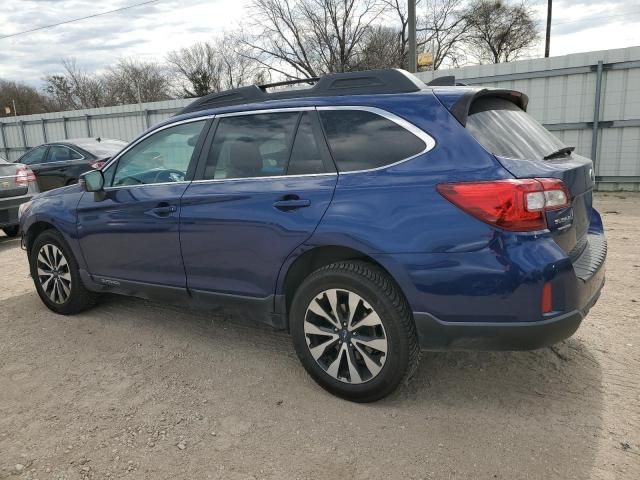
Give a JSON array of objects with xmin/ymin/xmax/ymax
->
[
  {"xmin": 281, "ymin": 245, "xmax": 408, "ymax": 330},
  {"xmin": 25, "ymin": 221, "xmax": 56, "ymax": 255}
]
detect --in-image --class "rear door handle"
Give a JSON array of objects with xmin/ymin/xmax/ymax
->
[
  {"xmin": 150, "ymin": 203, "xmax": 177, "ymax": 217},
  {"xmin": 273, "ymin": 199, "xmax": 311, "ymax": 211}
]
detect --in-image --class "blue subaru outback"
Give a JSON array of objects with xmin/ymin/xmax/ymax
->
[{"xmin": 19, "ymin": 70, "xmax": 606, "ymax": 402}]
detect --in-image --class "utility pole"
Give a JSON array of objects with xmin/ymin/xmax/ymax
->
[
  {"xmin": 408, "ymin": 0, "xmax": 417, "ymax": 72},
  {"xmin": 12, "ymin": 99, "xmax": 17, "ymax": 117},
  {"xmin": 545, "ymin": 0, "xmax": 552, "ymax": 58}
]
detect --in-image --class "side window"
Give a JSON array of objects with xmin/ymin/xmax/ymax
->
[
  {"xmin": 319, "ymin": 110, "xmax": 426, "ymax": 172},
  {"xmin": 203, "ymin": 112, "xmax": 298, "ymax": 180},
  {"xmin": 110, "ymin": 120, "xmax": 205, "ymax": 187},
  {"xmin": 47, "ymin": 146, "xmax": 83, "ymax": 162},
  {"xmin": 287, "ymin": 112, "xmax": 328, "ymax": 175},
  {"xmin": 20, "ymin": 146, "xmax": 47, "ymax": 165}
]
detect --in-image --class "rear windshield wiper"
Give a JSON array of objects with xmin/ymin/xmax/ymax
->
[{"xmin": 544, "ymin": 146, "xmax": 575, "ymax": 160}]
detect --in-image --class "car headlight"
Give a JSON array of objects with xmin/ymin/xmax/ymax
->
[{"xmin": 18, "ymin": 200, "xmax": 33, "ymax": 221}]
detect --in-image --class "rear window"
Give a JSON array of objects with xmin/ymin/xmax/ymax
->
[
  {"xmin": 466, "ymin": 97, "xmax": 567, "ymax": 161},
  {"xmin": 74, "ymin": 140, "xmax": 127, "ymax": 158},
  {"xmin": 319, "ymin": 110, "xmax": 426, "ymax": 172}
]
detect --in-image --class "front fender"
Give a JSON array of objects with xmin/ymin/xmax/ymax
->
[{"xmin": 21, "ymin": 186, "xmax": 87, "ymax": 270}]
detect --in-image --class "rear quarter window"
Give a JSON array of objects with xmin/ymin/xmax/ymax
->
[{"xmin": 319, "ymin": 109, "xmax": 427, "ymax": 172}]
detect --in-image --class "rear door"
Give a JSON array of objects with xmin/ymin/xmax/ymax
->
[
  {"xmin": 464, "ymin": 96, "xmax": 594, "ymax": 257},
  {"xmin": 180, "ymin": 109, "xmax": 337, "ymax": 303}
]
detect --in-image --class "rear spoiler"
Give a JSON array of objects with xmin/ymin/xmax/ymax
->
[{"xmin": 433, "ymin": 88, "xmax": 529, "ymax": 127}]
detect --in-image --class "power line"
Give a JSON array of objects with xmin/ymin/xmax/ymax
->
[{"xmin": 0, "ymin": 0, "xmax": 164, "ymax": 41}]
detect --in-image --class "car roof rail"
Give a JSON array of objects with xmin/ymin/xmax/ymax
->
[{"xmin": 176, "ymin": 69, "xmax": 428, "ymax": 115}]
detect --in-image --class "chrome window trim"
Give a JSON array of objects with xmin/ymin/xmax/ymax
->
[
  {"xmin": 191, "ymin": 172, "xmax": 337, "ymax": 185},
  {"xmin": 99, "ymin": 105, "xmax": 435, "ymax": 188},
  {"xmin": 104, "ymin": 180, "xmax": 191, "ymax": 191},
  {"xmin": 101, "ymin": 115, "xmax": 215, "ymax": 175},
  {"xmin": 316, "ymin": 105, "xmax": 436, "ymax": 174}
]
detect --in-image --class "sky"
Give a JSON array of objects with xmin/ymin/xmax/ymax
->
[{"xmin": 0, "ymin": 0, "xmax": 639, "ymax": 86}]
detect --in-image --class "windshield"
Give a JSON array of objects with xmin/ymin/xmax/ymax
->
[{"xmin": 466, "ymin": 97, "xmax": 567, "ymax": 161}]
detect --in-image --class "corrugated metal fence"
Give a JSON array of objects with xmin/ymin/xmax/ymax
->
[
  {"xmin": 0, "ymin": 98, "xmax": 191, "ymax": 162},
  {"xmin": 418, "ymin": 46, "xmax": 640, "ymax": 191},
  {"xmin": 1, "ymin": 46, "xmax": 639, "ymax": 190}
]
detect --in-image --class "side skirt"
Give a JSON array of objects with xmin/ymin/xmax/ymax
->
[{"xmin": 81, "ymin": 271, "xmax": 286, "ymax": 329}]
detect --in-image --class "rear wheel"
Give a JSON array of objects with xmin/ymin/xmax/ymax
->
[
  {"xmin": 2, "ymin": 225, "xmax": 20, "ymax": 237},
  {"xmin": 29, "ymin": 229, "xmax": 98, "ymax": 314},
  {"xmin": 290, "ymin": 261, "xmax": 419, "ymax": 402}
]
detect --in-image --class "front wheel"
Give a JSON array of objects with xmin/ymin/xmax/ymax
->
[
  {"xmin": 290, "ymin": 261, "xmax": 419, "ymax": 402},
  {"xmin": 29, "ymin": 229, "xmax": 99, "ymax": 315}
]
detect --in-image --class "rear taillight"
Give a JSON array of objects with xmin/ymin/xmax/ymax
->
[
  {"xmin": 90, "ymin": 160, "xmax": 106, "ymax": 170},
  {"xmin": 15, "ymin": 166, "xmax": 37, "ymax": 186},
  {"xmin": 437, "ymin": 178, "xmax": 570, "ymax": 232}
]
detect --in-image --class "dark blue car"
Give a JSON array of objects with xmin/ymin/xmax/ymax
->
[{"xmin": 19, "ymin": 70, "xmax": 606, "ymax": 402}]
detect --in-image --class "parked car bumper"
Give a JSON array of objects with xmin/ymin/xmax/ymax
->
[{"xmin": 0, "ymin": 194, "xmax": 34, "ymax": 228}]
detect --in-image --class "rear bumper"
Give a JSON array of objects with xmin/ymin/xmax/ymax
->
[
  {"xmin": 0, "ymin": 194, "xmax": 33, "ymax": 228},
  {"xmin": 414, "ymin": 263, "xmax": 605, "ymax": 351}
]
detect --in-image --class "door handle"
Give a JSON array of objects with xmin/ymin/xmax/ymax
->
[
  {"xmin": 150, "ymin": 203, "xmax": 177, "ymax": 217},
  {"xmin": 273, "ymin": 198, "xmax": 311, "ymax": 211}
]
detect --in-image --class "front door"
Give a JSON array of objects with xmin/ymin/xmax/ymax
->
[
  {"xmin": 180, "ymin": 110, "xmax": 337, "ymax": 305},
  {"xmin": 76, "ymin": 119, "xmax": 209, "ymax": 289}
]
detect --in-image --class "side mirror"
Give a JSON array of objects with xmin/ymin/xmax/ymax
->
[{"xmin": 81, "ymin": 170, "xmax": 104, "ymax": 192}]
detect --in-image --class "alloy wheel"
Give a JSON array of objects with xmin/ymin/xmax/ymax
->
[
  {"xmin": 303, "ymin": 288, "xmax": 388, "ymax": 384},
  {"xmin": 36, "ymin": 243, "xmax": 72, "ymax": 304}
]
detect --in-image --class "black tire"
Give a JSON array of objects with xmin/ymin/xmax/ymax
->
[
  {"xmin": 29, "ymin": 229, "xmax": 99, "ymax": 315},
  {"xmin": 2, "ymin": 225, "xmax": 20, "ymax": 237},
  {"xmin": 290, "ymin": 261, "xmax": 419, "ymax": 403}
]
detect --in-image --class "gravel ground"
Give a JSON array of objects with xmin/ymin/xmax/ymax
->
[{"xmin": 1, "ymin": 192, "xmax": 638, "ymax": 480}]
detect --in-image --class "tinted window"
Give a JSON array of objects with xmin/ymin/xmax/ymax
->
[
  {"xmin": 319, "ymin": 110, "xmax": 426, "ymax": 172},
  {"xmin": 20, "ymin": 146, "xmax": 47, "ymax": 165},
  {"xmin": 466, "ymin": 97, "xmax": 567, "ymax": 161},
  {"xmin": 204, "ymin": 112, "xmax": 298, "ymax": 180},
  {"xmin": 109, "ymin": 120, "xmax": 205, "ymax": 187},
  {"xmin": 287, "ymin": 113, "xmax": 327, "ymax": 175},
  {"xmin": 47, "ymin": 146, "xmax": 83, "ymax": 162}
]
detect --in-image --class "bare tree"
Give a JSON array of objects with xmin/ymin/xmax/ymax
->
[
  {"xmin": 243, "ymin": 0, "xmax": 385, "ymax": 79},
  {"xmin": 44, "ymin": 59, "xmax": 108, "ymax": 110},
  {"xmin": 353, "ymin": 25, "xmax": 404, "ymax": 70},
  {"xmin": 44, "ymin": 58, "xmax": 172, "ymax": 109},
  {"xmin": 383, "ymin": 0, "xmax": 469, "ymax": 71},
  {"xmin": 423, "ymin": 0, "xmax": 469, "ymax": 69},
  {"xmin": 105, "ymin": 58, "xmax": 172, "ymax": 104},
  {"xmin": 0, "ymin": 79, "xmax": 52, "ymax": 117},
  {"xmin": 463, "ymin": 0, "xmax": 538, "ymax": 64},
  {"xmin": 167, "ymin": 42, "xmax": 223, "ymax": 97},
  {"xmin": 168, "ymin": 37, "xmax": 267, "ymax": 97}
]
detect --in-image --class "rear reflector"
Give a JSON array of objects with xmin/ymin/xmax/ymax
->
[
  {"xmin": 15, "ymin": 166, "xmax": 37, "ymax": 186},
  {"xmin": 437, "ymin": 178, "xmax": 570, "ymax": 232},
  {"xmin": 542, "ymin": 282, "xmax": 553, "ymax": 313}
]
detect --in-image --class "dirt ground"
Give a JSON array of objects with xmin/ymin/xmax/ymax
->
[{"xmin": 0, "ymin": 192, "xmax": 638, "ymax": 480}]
